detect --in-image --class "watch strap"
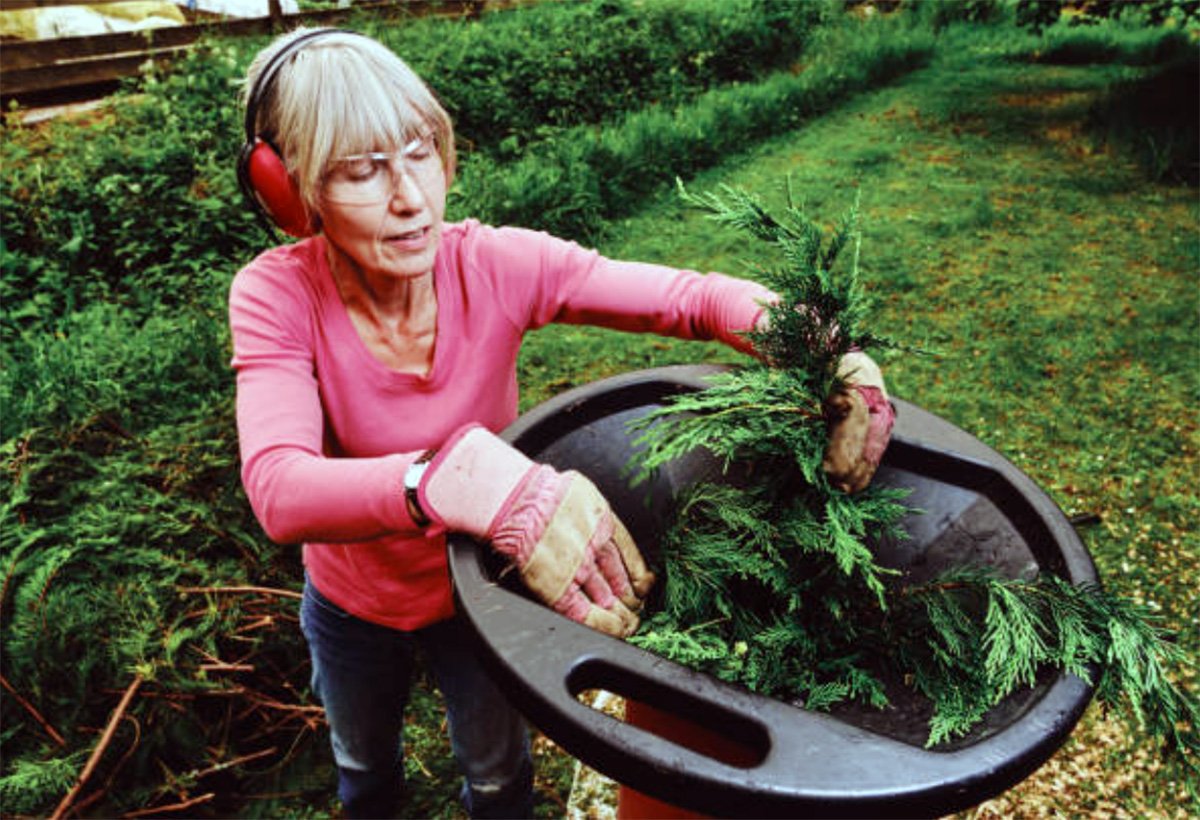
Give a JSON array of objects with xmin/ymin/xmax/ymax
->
[{"xmin": 405, "ymin": 448, "xmax": 437, "ymax": 527}]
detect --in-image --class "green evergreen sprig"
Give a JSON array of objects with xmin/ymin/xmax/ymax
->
[
  {"xmin": 896, "ymin": 569, "xmax": 1199, "ymax": 759},
  {"xmin": 631, "ymin": 181, "xmax": 897, "ymax": 486},
  {"xmin": 626, "ymin": 184, "xmax": 1198, "ymax": 785},
  {"xmin": 629, "ymin": 183, "xmax": 910, "ymax": 701}
]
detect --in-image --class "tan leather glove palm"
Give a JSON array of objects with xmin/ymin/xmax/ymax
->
[
  {"xmin": 823, "ymin": 351, "xmax": 895, "ymax": 493},
  {"xmin": 417, "ymin": 425, "xmax": 655, "ymax": 637}
]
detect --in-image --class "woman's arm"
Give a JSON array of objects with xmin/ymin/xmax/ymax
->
[
  {"xmin": 228, "ymin": 254, "xmax": 420, "ymax": 544},
  {"xmin": 468, "ymin": 224, "xmax": 776, "ymax": 355},
  {"xmin": 555, "ymin": 254, "xmax": 777, "ymax": 355},
  {"xmin": 496, "ymin": 228, "xmax": 893, "ymax": 492}
]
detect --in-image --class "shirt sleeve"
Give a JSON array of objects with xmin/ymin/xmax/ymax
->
[
  {"xmin": 227, "ymin": 250, "xmax": 420, "ymax": 544},
  {"xmin": 472, "ymin": 224, "xmax": 778, "ymax": 355},
  {"xmin": 557, "ymin": 254, "xmax": 777, "ymax": 356}
]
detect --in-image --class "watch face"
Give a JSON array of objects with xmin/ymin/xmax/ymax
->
[{"xmin": 405, "ymin": 460, "xmax": 430, "ymax": 490}]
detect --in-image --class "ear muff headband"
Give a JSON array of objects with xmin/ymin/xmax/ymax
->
[{"xmin": 237, "ymin": 28, "xmax": 355, "ymax": 239}]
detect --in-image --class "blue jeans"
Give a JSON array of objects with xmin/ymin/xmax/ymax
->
[{"xmin": 300, "ymin": 579, "xmax": 533, "ymax": 819}]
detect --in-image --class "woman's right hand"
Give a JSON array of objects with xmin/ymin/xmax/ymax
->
[
  {"xmin": 822, "ymin": 351, "xmax": 895, "ymax": 493},
  {"xmin": 415, "ymin": 425, "xmax": 655, "ymax": 638}
]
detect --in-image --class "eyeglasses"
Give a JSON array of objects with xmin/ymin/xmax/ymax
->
[{"xmin": 323, "ymin": 133, "xmax": 442, "ymax": 205}]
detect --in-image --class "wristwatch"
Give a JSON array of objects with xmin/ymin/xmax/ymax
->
[{"xmin": 404, "ymin": 449, "xmax": 436, "ymax": 527}]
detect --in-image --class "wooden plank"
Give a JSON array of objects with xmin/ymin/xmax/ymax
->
[
  {"xmin": 2, "ymin": 1, "xmax": 484, "ymax": 93},
  {"xmin": 2, "ymin": 50, "xmax": 183, "ymax": 95},
  {"xmin": 4, "ymin": 26, "xmax": 212, "ymax": 70},
  {"xmin": 1, "ymin": 1, "xmax": 135, "ymax": 9},
  {"xmin": 0, "ymin": 0, "xmax": 391, "ymax": 8},
  {"xmin": 3, "ymin": 0, "xmax": 482, "ymax": 66}
]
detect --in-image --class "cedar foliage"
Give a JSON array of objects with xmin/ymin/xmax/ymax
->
[{"xmin": 628, "ymin": 185, "xmax": 1199, "ymax": 781}]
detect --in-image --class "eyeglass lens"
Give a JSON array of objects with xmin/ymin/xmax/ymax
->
[{"xmin": 324, "ymin": 135, "xmax": 440, "ymax": 204}]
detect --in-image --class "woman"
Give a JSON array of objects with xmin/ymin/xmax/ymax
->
[{"xmin": 228, "ymin": 27, "xmax": 893, "ymax": 819}]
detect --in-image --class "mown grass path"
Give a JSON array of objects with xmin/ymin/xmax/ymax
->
[{"xmin": 518, "ymin": 46, "xmax": 1198, "ymax": 817}]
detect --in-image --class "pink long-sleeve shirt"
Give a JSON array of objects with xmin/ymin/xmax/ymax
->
[{"xmin": 229, "ymin": 219, "xmax": 773, "ymax": 630}]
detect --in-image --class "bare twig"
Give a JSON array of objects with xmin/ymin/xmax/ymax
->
[
  {"xmin": 243, "ymin": 691, "xmax": 325, "ymax": 716},
  {"xmin": 177, "ymin": 585, "xmax": 302, "ymax": 600},
  {"xmin": 192, "ymin": 645, "xmax": 256, "ymax": 672},
  {"xmin": 199, "ymin": 663, "xmax": 256, "ymax": 673},
  {"xmin": 122, "ymin": 792, "xmax": 215, "ymax": 818},
  {"xmin": 0, "ymin": 672, "xmax": 67, "ymax": 747},
  {"xmin": 410, "ymin": 751, "xmax": 434, "ymax": 778},
  {"xmin": 72, "ymin": 714, "xmax": 143, "ymax": 816},
  {"xmin": 190, "ymin": 746, "xmax": 277, "ymax": 780},
  {"xmin": 50, "ymin": 674, "xmax": 143, "ymax": 820},
  {"xmin": 235, "ymin": 615, "xmax": 276, "ymax": 633}
]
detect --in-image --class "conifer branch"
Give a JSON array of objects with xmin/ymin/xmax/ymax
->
[
  {"xmin": 630, "ymin": 183, "xmax": 908, "ymax": 700},
  {"xmin": 898, "ymin": 570, "xmax": 1199, "ymax": 762},
  {"xmin": 627, "ymin": 183, "xmax": 1199, "ymax": 780}
]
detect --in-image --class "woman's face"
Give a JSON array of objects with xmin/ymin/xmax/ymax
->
[{"xmin": 317, "ymin": 134, "xmax": 447, "ymax": 283}]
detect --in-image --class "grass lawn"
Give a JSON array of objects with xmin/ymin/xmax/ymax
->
[{"xmin": 505, "ymin": 41, "xmax": 1198, "ymax": 819}]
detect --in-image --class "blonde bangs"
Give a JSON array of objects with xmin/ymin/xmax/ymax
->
[{"xmin": 250, "ymin": 28, "xmax": 456, "ymax": 217}]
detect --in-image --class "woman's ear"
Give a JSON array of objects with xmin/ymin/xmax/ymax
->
[{"xmin": 243, "ymin": 138, "xmax": 315, "ymax": 238}]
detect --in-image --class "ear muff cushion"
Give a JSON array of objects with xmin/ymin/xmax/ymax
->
[{"xmin": 245, "ymin": 139, "xmax": 312, "ymax": 238}]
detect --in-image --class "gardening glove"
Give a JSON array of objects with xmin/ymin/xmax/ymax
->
[
  {"xmin": 416, "ymin": 425, "xmax": 655, "ymax": 638},
  {"xmin": 823, "ymin": 351, "xmax": 895, "ymax": 493}
]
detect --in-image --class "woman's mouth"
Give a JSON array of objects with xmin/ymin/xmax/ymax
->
[{"xmin": 385, "ymin": 226, "xmax": 431, "ymax": 251}]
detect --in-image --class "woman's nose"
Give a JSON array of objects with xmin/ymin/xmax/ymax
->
[{"xmin": 387, "ymin": 164, "xmax": 426, "ymax": 211}]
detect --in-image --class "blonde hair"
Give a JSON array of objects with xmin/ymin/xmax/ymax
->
[{"xmin": 242, "ymin": 28, "xmax": 456, "ymax": 219}]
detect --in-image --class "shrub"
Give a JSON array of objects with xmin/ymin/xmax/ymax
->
[
  {"xmin": 370, "ymin": 0, "xmax": 826, "ymax": 157},
  {"xmin": 1032, "ymin": 22, "xmax": 1196, "ymax": 65},
  {"xmin": 453, "ymin": 17, "xmax": 936, "ymax": 240},
  {"xmin": 0, "ymin": 398, "xmax": 312, "ymax": 816},
  {"xmin": 1088, "ymin": 53, "xmax": 1200, "ymax": 185},
  {"xmin": 914, "ymin": 0, "xmax": 1014, "ymax": 31},
  {"xmin": 0, "ymin": 302, "xmax": 229, "ymax": 441},
  {"xmin": 0, "ymin": 40, "xmax": 261, "ymax": 341}
]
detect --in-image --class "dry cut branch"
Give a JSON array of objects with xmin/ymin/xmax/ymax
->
[
  {"xmin": 122, "ymin": 792, "xmax": 215, "ymax": 818},
  {"xmin": 0, "ymin": 672, "xmax": 67, "ymax": 747},
  {"xmin": 177, "ymin": 585, "xmax": 302, "ymax": 600},
  {"xmin": 50, "ymin": 674, "xmax": 143, "ymax": 820}
]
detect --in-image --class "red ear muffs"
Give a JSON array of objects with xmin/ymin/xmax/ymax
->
[
  {"xmin": 240, "ymin": 28, "xmax": 357, "ymax": 241},
  {"xmin": 244, "ymin": 138, "xmax": 313, "ymax": 238}
]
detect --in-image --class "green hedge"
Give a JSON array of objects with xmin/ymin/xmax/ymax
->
[
  {"xmin": 0, "ymin": 0, "xmax": 825, "ymax": 343},
  {"xmin": 374, "ymin": 0, "xmax": 825, "ymax": 158},
  {"xmin": 453, "ymin": 17, "xmax": 936, "ymax": 239},
  {"xmin": 0, "ymin": 41, "xmax": 260, "ymax": 343}
]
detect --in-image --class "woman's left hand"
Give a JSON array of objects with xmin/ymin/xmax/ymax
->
[{"xmin": 822, "ymin": 351, "xmax": 895, "ymax": 493}]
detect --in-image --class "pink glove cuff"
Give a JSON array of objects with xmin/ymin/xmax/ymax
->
[
  {"xmin": 856, "ymin": 385, "xmax": 895, "ymax": 466},
  {"xmin": 418, "ymin": 424, "xmax": 536, "ymax": 537}
]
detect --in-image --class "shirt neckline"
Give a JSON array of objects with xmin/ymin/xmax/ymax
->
[{"xmin": 313, "ymin": 234, "xmax": 452, "ymax": 387}]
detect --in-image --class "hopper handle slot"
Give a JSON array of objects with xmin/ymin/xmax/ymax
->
[{"xmin": 447, "ymin": 533, "xmax": 989, "ymax": 818}]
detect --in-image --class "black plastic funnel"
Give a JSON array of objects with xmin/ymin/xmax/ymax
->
[{"xmin": 447, "ymin": 365, "xmax": 1097, "ymax": 818}]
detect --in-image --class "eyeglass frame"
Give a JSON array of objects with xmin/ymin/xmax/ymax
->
[{"xmin": 321, "ymin": 132, "xmax": 443, "ymax": 205}]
